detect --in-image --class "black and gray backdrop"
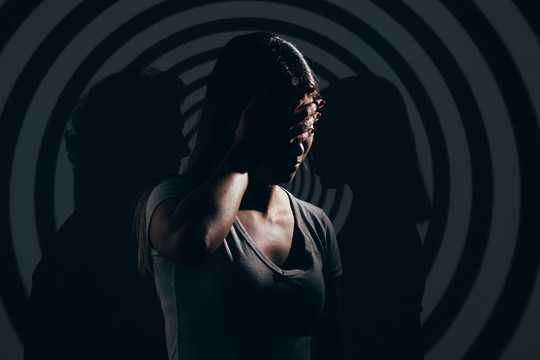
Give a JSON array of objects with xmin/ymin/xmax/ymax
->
[{"xmin": 1, "ymin": 1, "xmax": 539, "ymax": 359}]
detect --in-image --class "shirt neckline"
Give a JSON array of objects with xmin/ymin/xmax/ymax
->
[{"xmin": 233, "ymin": 186, "xmax": 309, "ymax": 276}]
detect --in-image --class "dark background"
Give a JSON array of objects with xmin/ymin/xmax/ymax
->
[{"xmin": 1, "ymin": 1, "xmax": 539, "ymax": 359}]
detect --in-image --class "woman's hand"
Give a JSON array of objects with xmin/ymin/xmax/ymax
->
[
  {"xmin": 227, "ymin": 91, "xmax": 324, "ymax": 172},
  {"xmin": 288, "ymin": 98, "xmax": 323, "ymax": 141}
]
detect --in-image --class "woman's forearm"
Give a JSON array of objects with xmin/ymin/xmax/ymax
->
[{"xmin": 156, "ymin": 145, "xmax": 250, "ymax": 263}]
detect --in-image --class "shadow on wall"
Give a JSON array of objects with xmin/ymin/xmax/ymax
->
[
  {"xmin": 311, "ymin": 73, "xmax": 431, "ymax": 360},
  {"xmin": 26, "ymin": 67, "xmax": 190, "ymax": 360}
]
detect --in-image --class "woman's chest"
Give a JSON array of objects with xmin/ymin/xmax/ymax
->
[
  {"xmin": 221, "ymin": 242, "xmax": 327, "ymax": 337},
  {"xmin": 220, "ymin": 221, "xmax": 326, "ymax": 320},
  {"xmin": 235, "ymin": 210, "xmax": 295, "ymax": 267}
]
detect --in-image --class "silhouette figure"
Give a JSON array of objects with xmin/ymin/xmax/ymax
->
[
  {"xmin": 311, "ymin": 75, "xmax": 430, "ymax": 359},
  {"xmin": 26, "ymin": 67, "xmax": 189, "ymax": 360}
]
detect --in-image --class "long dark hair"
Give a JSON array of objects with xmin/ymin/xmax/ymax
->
[{"xmin": 187, "ymin": 32, "xmax": 320, "ymax": 180}]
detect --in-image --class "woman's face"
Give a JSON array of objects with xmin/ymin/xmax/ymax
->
[{"xmin": 255, "ymin": 93, "xmax": 320, "ymax": 185}]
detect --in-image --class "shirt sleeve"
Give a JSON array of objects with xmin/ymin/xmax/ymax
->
[
  {"xmin": 320, "ymin": 210, "xmax": 343, "ymax": 280},
  {"xmin": 145, "ymin": 175, "xmax": 194, "ymax": 249}
]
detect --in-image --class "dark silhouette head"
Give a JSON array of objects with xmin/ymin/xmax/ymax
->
[
  {"xmin": 187, "ymin": 32, "xmax": 321, "ymax": 183},
  {"xmin": 312, "ymin": 75, "xmax": 431, "ymax": 222},
  {"xmin": 65, "ymin": 67, "xmax": 189, "ymax": 210}
]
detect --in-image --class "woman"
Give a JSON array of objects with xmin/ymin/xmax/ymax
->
[{"xmin": 138, "ymin": 32, "xmax": 343, "ymax": 360}]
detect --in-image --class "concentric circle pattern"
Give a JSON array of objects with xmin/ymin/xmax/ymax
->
[{"xmin": 1, "ymin": 1, "xmax": 539, "ymax": 359}]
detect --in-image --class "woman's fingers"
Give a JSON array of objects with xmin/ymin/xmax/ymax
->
[
  {"xmin": 292, "ymin": 97, "xmax": 324, "ymax": 124},
  {"xmin": 294, "ymin": 100, "xmax": 318, "ymax": 117},
  {"xmin": 288, "ymin": 118, "xmax": 316, "ymax": 144},
  {"xmin": 287, "ymin": 99, "xmax": 324, "ymax": 141},
  {"xmin": 289, "ymin": 109, "xmax": 321, "ymax": 132},
  {"xmin": 289, "ymin": 117, "xmax": 314, "ymax": 132}
]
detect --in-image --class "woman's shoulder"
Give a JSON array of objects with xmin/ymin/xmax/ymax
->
[
  {"xmin": 282, "ymin": 188, "xmax": 334, "ymax": 241},
  {"xmin": 147, "ymin": 173, "xmax": 195, "ymax": 202},
  {"xmin": 285, "ymin": 189, "xmax": 342, "ymax": 278},
  {"xmin": 145, "ymin": 174, "xmax": 197, "ymax": 226},
  {"xmin": 296, "ymin": 197, "xmax": 331, "ymax": 225},
  {"xmin": 150, "ymin": 173, "xmax": 196, "ymax": 192},
  {"xmin": 284, "ymin": 188, "xmax": 330, "ymax": 221}
]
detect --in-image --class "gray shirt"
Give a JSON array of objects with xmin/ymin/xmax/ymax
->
[{"xmin": 146, "ymin": 176, "xmax": 343, "ymax": 360}]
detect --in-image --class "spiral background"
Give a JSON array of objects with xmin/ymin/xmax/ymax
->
[{"xmin": 1, "ymin": 1, "xmax": 539, "ymax": 359}]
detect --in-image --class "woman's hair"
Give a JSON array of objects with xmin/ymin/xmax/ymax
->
[{"xmin": 187, "ymin": 32, "xmax": 320, "ymax": 179}]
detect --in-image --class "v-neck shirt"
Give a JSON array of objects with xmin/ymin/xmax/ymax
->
[
  {"xmin": 146, "ymin": 175, "xmax": 343, "ymax": 360},
  {"xmin": 233, "ymin": 189, "xmax": 308, "ymax": 276}
]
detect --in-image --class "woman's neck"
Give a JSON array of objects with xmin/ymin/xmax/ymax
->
[{"xmin": 240, "ymin": 181, "xmax": 282, "ymax": 216}]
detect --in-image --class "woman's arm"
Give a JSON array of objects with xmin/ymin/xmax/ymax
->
[
  {"xmin": 312, "ymin": 275, "xmax": 345, "ymax": 360},
  {"xmin": 149, "ymin": 89, "xmax": 273, "ymax": 264},
  {"xmin": 149, "ymin": 146, "xmax": 250, "ymax": 264},
  {"xmin": 149, "ymin": 92, "xmax": 316, "ymax": 265}
]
